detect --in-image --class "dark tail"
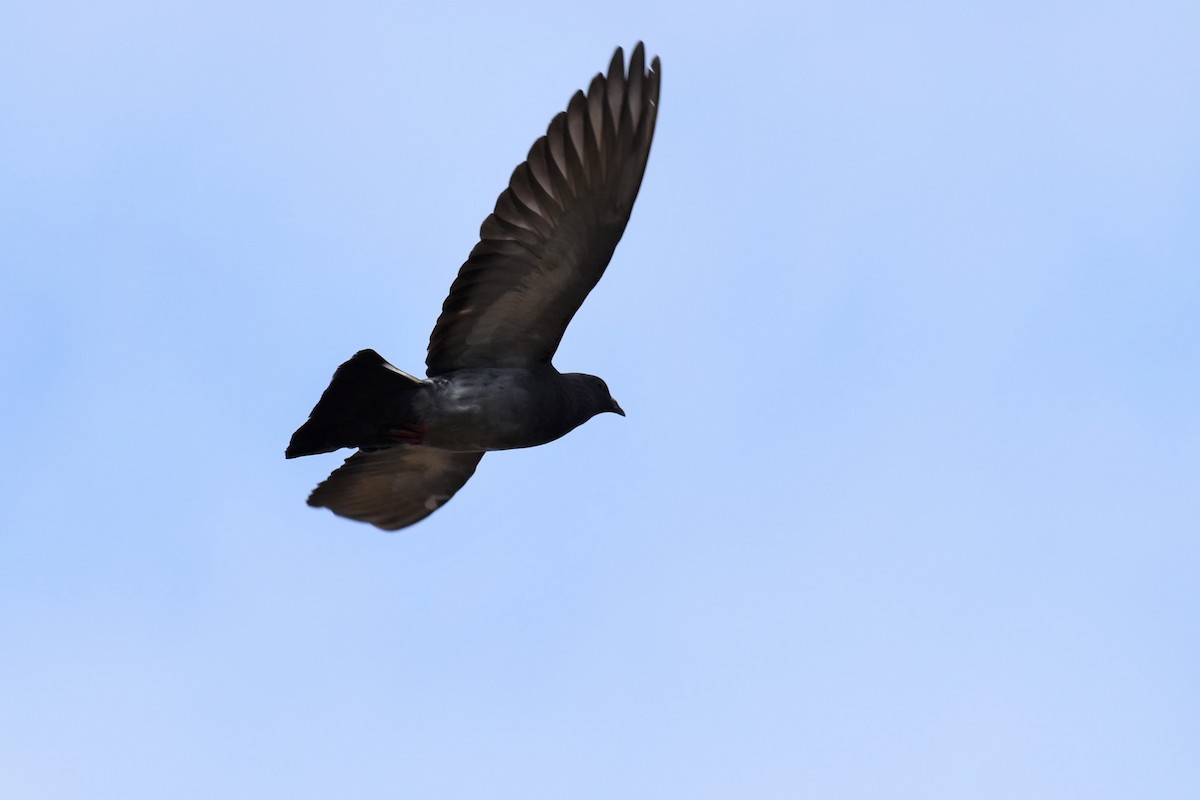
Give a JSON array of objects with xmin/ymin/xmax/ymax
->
[{"xmin": 286, "ymin": 349, "xmax": 423, "ymax": 459}]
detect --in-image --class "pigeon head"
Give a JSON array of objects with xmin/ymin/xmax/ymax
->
[{"xmin": 565, "ymin": 372, "xmax": 625, "ymax": 423}]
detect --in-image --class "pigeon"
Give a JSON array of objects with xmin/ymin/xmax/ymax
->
[{"xmin": 286, "ymin": 43, "xmax": 660, "ymax": 531}]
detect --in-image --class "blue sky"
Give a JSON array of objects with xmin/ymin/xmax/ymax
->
[{"xmin": 2, "ymin": 2, "xmax": 1198, "ymax": 798}]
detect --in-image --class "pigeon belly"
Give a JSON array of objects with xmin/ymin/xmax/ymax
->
[{"xmin": 414, "ymin": 368, "xmax": 568, "ymax": 452}]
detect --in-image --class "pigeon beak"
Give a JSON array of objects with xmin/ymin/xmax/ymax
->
[{"xmin": 610, "ymin": 399, "xmax": 625, "ymax": 417}]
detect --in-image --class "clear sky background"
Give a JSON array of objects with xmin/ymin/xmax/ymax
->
[{"xmin": 2, "ymin": 2, "xmax": 1198, "ymax": 798}]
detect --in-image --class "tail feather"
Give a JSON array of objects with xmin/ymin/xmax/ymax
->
[{"xmin": 286, "ymin": 349, "xmax": 423, "ymax": 458}]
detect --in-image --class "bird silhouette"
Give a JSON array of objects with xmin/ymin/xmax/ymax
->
[{"xmin": 287, "ymin": 43, "xmax": 660, "ymax": 531}]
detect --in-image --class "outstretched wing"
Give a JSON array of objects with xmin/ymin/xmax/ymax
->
[
  {"xmin": 425, "ymin": 43, "xmax": 660, "ymax": 376},
  {"xmin": 307, "ymin": 447, "xmax": 485, "ymax": 531}
]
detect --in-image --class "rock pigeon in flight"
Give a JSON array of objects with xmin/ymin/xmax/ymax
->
[{"xmin": 287, "ymin": 43, "xmax": 660, "ymax": 531}]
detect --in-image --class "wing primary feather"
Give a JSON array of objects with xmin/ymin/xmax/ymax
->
[
  {"xmin": 565, "ymin": 90, "xmax": 590, "ymax": 190},
  {"xmin": 585, "ymin": 74, "xmax": 607, "ymax": 184},
  {"xmin": 627, "ymin": 45, "xmax": 645, "ymax": 128},
  {"xmin": 545, "ymin": 113, "xmax": 576, "ymax": 197}
]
